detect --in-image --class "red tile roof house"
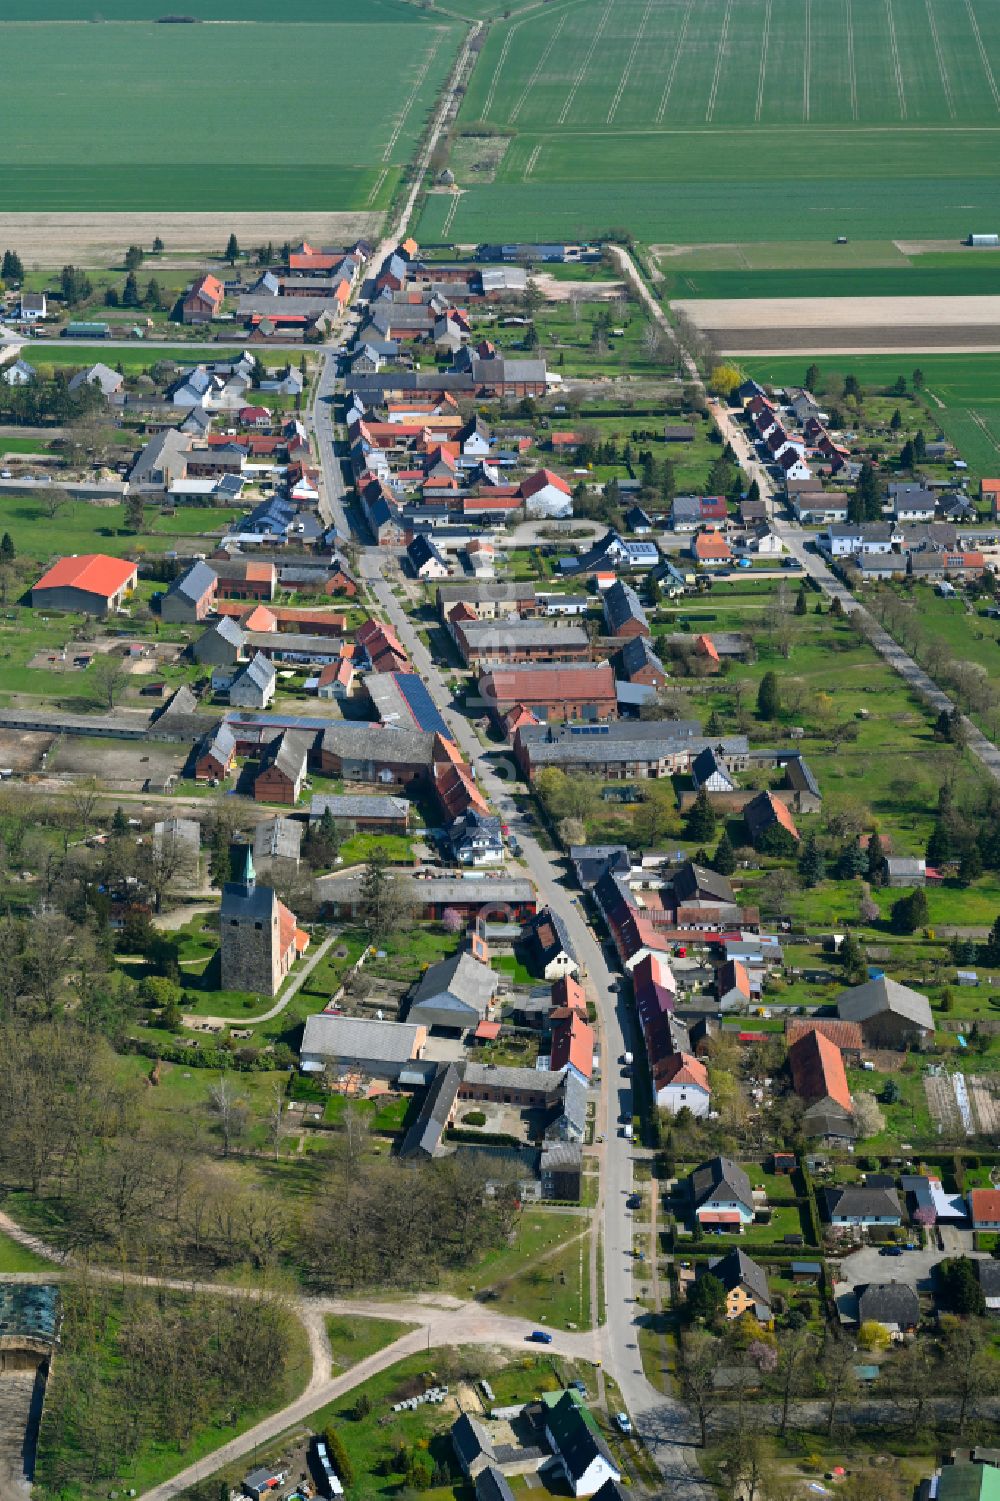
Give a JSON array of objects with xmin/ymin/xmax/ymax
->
[
  {"xmin": 789, "ymin": 1030, "xmax": 856, "ymax": 1140},
  {"xmin": 238, "ymin": 405, "xmax": 272, "ymax": 430},
  {"xmin": 182, "ymin": 273, "xmax": 224, "ymax": 325},
  {"xmin": 549, "ymin": 1010, "xmax": 595, "ymax": 1083},
  {"xmin": 477, "ymin": 661, "xmax": 618, "ymax": 725},
  {"xmin": 714, "ymin": 958, "xmax": 752, "ymax": 1011},
  {"xmin": 970, "ymin": 1188, "xmax": 1000, "ymax": 1230},
  {"xmin": 980, "ymin": 477, "xmax": 1000, "ymax": 517},
  {"xmin": 744, "ymin": 789, "xmax": 800, "ymax": 845},
  {"xmin": 656, "ymin": 1053, "xmax": 711, "ymax": 1117},
  {"xmin": 520, "ymin": 468, "xmax": 573, "ymax": 520},
  {"xmin": 551, "ymin": 974, "xmax": 587, "ymax": 1014},
  {"xmin": 31, "ymin": 554, "xmax": 137, "ymax": 616},
  {"xmin": 690, "ymin": 528, "xmax": 733, "ymax": 567}
]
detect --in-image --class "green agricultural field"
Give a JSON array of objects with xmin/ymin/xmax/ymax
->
[
  {"xmin": 424, "ymin": 0, "xmax": 1000, "ymax": 244},
  {"xmin": 656, "ymin": 264, "xmax": 1000, "ymax": 301},
  {"xmin": 0, "ymin": 18, "xmax": 458, "ymax": 210}
]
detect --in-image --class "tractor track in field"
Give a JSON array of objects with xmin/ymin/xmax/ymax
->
[
  {"xmin": 755, "ymin": 0, "xmax": 771, "ymax": 121},
  {"xmin": 607, "ymin": 0, "xmax": 654, "ymax": 123},
  {"xmin": 965, "ymin": 0, "xmax": 1000, "ymax": 110},
  {"xmin": 846, "ymin": 0, "xmax": 859, "ymax": 118},
  {"xmin": 885, "ymin": 0, "xmax": 908, "ymax": 119},
  {"xmin": 925, "ymin": 0, "xmax": 956, "ymax": 119},
  {"xmin": 656, "ymin": 0, "xmax": 694, "ymax": 122},
  {"xmin": 509, "ymin": 10, "xmax": 568, "ymax": 122},
  {"xmin": 705, "ymin": 0, "xmax": 733, "ymax": 122},
  {"xmin": 557, "ymin": 0, "xmax": 613, "ymax": 124},
  {"xmin": 382, "ymin": 33, "xmax": 438, "ymax": 161},
  {"xmin": 803, "ymin": 0, "xmax": 811, "ymax": 121}
]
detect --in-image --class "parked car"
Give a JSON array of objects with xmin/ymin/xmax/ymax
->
[
  {"xmin": 879, "ymin": 1245, "xmax": 903, "ymax": 1257},
  {"xmin": 528, "ymin": 1329, "xmax": 553, "ymax": 1344},
  {"xmin": 616, "ymin": 1412, "xmax": 633, "ymax": 1435}
]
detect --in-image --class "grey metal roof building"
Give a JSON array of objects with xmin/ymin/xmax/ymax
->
[
  {"xmin": 400, "ymin": 1061, "xmax": 463, "ymax": 1159},
  {"xmin": 457, "ymin": 618, "xmax": 590, "ymax": 659},
  {"xmin": 300, "ymin": 1014, "xmax": 424, "ymax": 1077},
  {"xmin": 193, "ymin": 615, "xmax": 245, "ymax": 665},
  {"xmin": 230, "ymin": 652, "xmax": 276, "ymax": 709},
  {"xmin": 309, "ymin": 793, "xmax": 411, "ymax": 825},
  {"xmin": 836, "ymin": 976, "xmax": 933, "ymax": 1036},
  {"xmin": 408, "ymin": 952, "xmax": 498, "ymax": 1030}
]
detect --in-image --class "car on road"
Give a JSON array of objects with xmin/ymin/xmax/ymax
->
[
  {"xmin": 615, "ymin": 1413, "xmax": 633, "ymax": 1435},
  {"xmin": 626, "ymin": 1194, "xmax": 642, "ymax": 1210},
  {"xmin": 782, "ymin": 556, "xmax": 800, "ymax": 568},
  {"xmin": 879, "ymin": 1245, "xmax": 903, "ymax": 1256},
  {"xmin": 527, "ymin": 1329, "xmax": 553, "ymax": 1344}
]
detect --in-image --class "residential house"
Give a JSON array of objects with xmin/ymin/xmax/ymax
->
[
  {"xmin": 540, "ymin": 1141, "xmax": 584, "ymax": 1202},
  {"xmin": 705, "ymin": 1248, "xmax": 772, "ymax": 1322},
  {"xmin": 407, "ymin": 533, "xmax": 450, "ymax": 580},
  {"xmin": 889, "ymin": 483, "xmax": 936, "ymax": 522},
  {"xmin": 835, "ymin": 975, "xmax": 934, "ymax": 1047},
  {"xmin": 671, "ymin": 495, "xmax": 727, "ymax": 531},
  {"xmin": 549, "ymin": 1009, "xmax": 595, "ymax": 1084},
  {"xmin": 657, "ymin": 1052, "xmax": 711, "ymax": 1117},
  {"xmin": 183, "ymin": 274, "xmax": 224, "ymax": 324},
  {"xmin": 524, "ymin": 907, "xmax": 578, "ymax": 980},
  {"xmin": 521, "ymin": 469, "xmax": 573, "ymax": 520},
  {"xmin": 975, "ymin": 1258, "xmax": 1000, "ymax": 1312},
  {"xmin": 791, "ymin": 492, "xmax": 849, "ymax": 525},
  {"xmin": 969, "ymin": 1189, "xmax": 1000, "ymax": 1231},
  {"xmin": 856, "ymin": 1282, "xmax": 919, "ymax": 1333},
  {"xmin": 1, "ymin": 357, "xmax": 36, "ymax": 386},
  {"xmin": 451, "ymin": 1413, "xmax": 498, "ymax": 1479},
  {"xmin": 67, "ymin": 363, "xmax": 123, "ymax": 399},
  {"xmin": 690, "ymin": 1156, "xmax": 755, "ymax": 1232},
  {"xmin": 692, "ymin": 746, "xmax": 736, "ymax": 793},
  {"xmin": 625, "ymin": 505, "xmax": 653, "ymax": 534},
  {"xmin": 822, "ymin": 1184, "xmax": 902, "ymax": 1228},
  {"xmin": 543, "ymin": 1391, "xmax": 622, "ymax": 1498},
  {"xmin": 615, "ymin": 635, "xmax": 666, "ymax": 688},
  {"xmin": 17, "ymin": 292, "xmax": 46, "ymax": 321},
  {"xmin": 691, "ymin": 528, "xmax": 733, "ymax": 567},
  {"xmin": 714, "ymin": 958, "xmax": 752, "ymax": 1011},
  {"xmin": 449, "ymin": 809, "xmax": 504, "ymax": 866},
  {"xmin": 824, "ymin": 522, "xmax": 896, "ymax": 557}
]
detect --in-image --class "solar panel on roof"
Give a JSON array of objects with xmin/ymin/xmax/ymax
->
[{"xmin": 393, "ymin": 674, "xmax": 453, "ymax": 741}]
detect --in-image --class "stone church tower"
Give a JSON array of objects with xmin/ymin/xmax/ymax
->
[{"xmin": 220, "ymin": 842, "xmax": 294, "ymax": 997}]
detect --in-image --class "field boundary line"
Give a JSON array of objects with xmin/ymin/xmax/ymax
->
[
  {"xmin": 656, "ymin": 0, "xmax": 694, "ymax": 123},
  {"xmin": 607, "ymin": 0, "xmax": 654, "ymax": 123},
  {"xmin": 755, "ymin": 0, "xmax": 772, "ymax": 122},
  {"xmin": 557, "ymin": 0, "xmax": 613, "ymax": 125},
  {"xmin": 925, "ymin": 0, "xmax": 956, "ymax": 119},
  {"xmin": 706, "ymin": 0, "xmax": 733, "ymax": 123},
  {"xmin": 510, "ymin": 10, "xmax": 568, "ymax": 122},
  {"xmin": 965, "ymin": 0, "xmax": 1000, "ymax": 111},
  {"xmin": 803, "ymin": 0, "xmax": 811, "ymax": 121},
  {"xmin": 845, "ymin": 0, "xmax": 858, "ymax": 119},
  {"xmin": 884, "ymin": 0, "xmax": 907, "ymax": 120},
  {"xmin": 382, "ymin": 31, "xmax": 438, "ymax": 161}
]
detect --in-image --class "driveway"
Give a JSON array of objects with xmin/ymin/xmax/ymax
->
[{"xmin": 832, "ymin": 1239, "xmax": 987, "ymax": 1318}]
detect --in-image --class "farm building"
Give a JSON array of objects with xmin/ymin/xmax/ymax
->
[{"xmin": 31, "ymin": 554, "xmax": 137, "ymax": 616}]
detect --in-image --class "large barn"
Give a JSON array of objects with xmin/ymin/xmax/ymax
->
[{"xmin": 31, "ymin": 554, "xmax": 137, "ymax": 616}]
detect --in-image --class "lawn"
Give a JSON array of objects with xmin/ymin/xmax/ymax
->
[
  {"xmin": 0, "ymin": 492, "xmax": 240, "ymax": 566},
  {"xmin": 0, "ymin": 1227, "xmax": 53, "ymax": 1272},
  {"xmin": 440, "ymin": 1208, "xmax": 589, "ymax": 1312},
  {"xmin": 337, "ymin": 831, "xmax": 416, "ymax": 865},
  {"xmin": 326, "ymin": 1314, "xmax": 418, "ymax": 1374},
  {"xmin": 0, "ymin": 18, "xmax": 458, "ymax": 210},
  {"xmin": 423, "ymin": 0, "xmax": 1000, "ymax": 244}
]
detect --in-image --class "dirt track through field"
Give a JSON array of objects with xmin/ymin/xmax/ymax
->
[{"xmin": 0, "ymin": 212, "xmax": 383, "ymax": 265}]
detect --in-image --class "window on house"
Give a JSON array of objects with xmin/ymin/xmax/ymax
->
[{"xmin": 254, "ymin": 921, "xmax": 263, "ymax": 930}]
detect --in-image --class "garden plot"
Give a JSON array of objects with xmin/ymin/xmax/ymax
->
[
  {"xmin": 969, "ymin": 1074, "xmax": 1000, "ymax": 1135},
  {"xmin": 924, "ymin": 1071, "xmax": 962, "ymax": 1134}
]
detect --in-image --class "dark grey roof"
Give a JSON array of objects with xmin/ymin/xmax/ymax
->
[
  {"xmin": 319, "ymin": 721, "xmax": 436, "ymax": 766},
  {"xmin": 785, "ymin": 753, "xmax": 821, "ymax": 798},
  {"xmin": 300, "ymin": 1013, "xmax": 421, "ymax": 1064},
  {"xmin": 823, "ymin": 1185, "xmax": 901, "ymax": 1221},
  {"xmin": 451, "ymin": 1412, "xmax": 496, "ymax": 1469},
  {"xmin": 459, "ymin": 619, "xmax": 589, "ymax": 652},
  {"xmin": 692, "ymin": 745, "xmax": 732, "ymax": 788},
  {"xmin": 220, "ymin": 875, "xmax": 276, "ymax": 922},
  {"xmin": 540, "ymin": 1140, "xmax": 583, "ymax": 1172},
  {"xmin": 475, "ymin": 1467, "xmax": 517, "ymax": 1501},
  {"xmin": 409, "ymin": 952, "xmax": 498, "ymax": 1019},
  {"xmin": 672, "ymin": 861, "xmax": 735, "ymax": 905},
  {"xmin": 618, "ymin": 635, "xmax": 662, "ymax": 678},
  {"xmin": 437, "ymin": 581, "xmax": 535, "ymax": 605},
  {"xmin": 707, "ymin": 1248, "xmax": 771, "ymax": 1308},
  {"xmin": 401, "ymin": 1062, "xmax": 463, "ymax": 1158},
  {"xmin": 465, "ymin": 1062, "xmax": 563, "ymax": 1096},
  {"xmin": 526, "ymin": 906, "xmax": 576, "ymax": 966},
  {"xmin": 545, "ymin": 1391, "xmax": 617, "ymax": 1484},
  {"xmin": 856, "ymin": 1282, "xmax": 919, "ymax": 1326},
  {"xmin": 690, "ymin": 1156, "xmax": 753, "ymax": 1212},
  {"xmin": 603, "ymin": 579, "xmax": 648, "ymax": 635},
  {"xmin": 976, "ymin": 1259, "xmax": 1000, "ymax": 1297},
  {"xmin": 408, "ymin": 533, "xmax": 447, "ymax": 569},
  {"xmin": 309, "ymin": 793, "xmax": 410, "ymax": 823},
  {"xmin": 836, "ymin": 976, "xmax": 933, "ymax": 1031}
]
